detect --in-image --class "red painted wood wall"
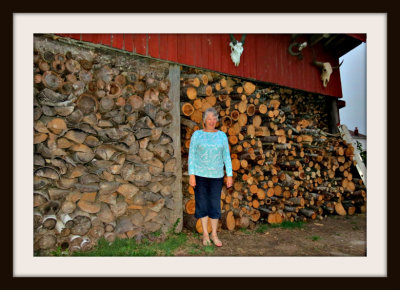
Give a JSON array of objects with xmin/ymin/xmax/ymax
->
[{"xmin": 58, "ymin": 33, "xmax": 344, "ymax": 98}]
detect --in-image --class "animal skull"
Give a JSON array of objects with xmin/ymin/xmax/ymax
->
[
  {"xmin": 229, "ymin": 41, "xmax": 244, "ymax": 67},
  {"xmin": 313, "ymin": 60, "xmax": 343, "ymax": 87}
]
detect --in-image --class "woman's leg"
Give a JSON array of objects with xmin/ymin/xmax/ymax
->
[
  {"xmin": 210, "ymin": 218, "xmax": 222, "ymax": 246},
  {"xmin": 200, "ymin": 216, "xmax": 210, "ymax": 245},
  {"xmin": 194, "ymin": 176, "xmax": 211, "ymax": 245},
  {"xmin": 208, "ymin": 177, "xmax": 224, "ymax": 247},
  {"xmin": 210, "ymin": 218, "xmax": 219, "ymax": 237}
]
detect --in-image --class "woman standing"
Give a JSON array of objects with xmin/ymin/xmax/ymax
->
[{"xmin": 188, "ymin": 107, "xmax": 233, "ymax": 247}]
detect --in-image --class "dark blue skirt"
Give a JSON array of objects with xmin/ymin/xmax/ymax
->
[{"xmin": 194, "ymin": 175, "xmax": 224, "ymax": 219}]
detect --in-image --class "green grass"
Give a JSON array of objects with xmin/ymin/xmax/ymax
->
[
  {"xmin": 239, "ymin": 228, "xmax": 252, "ymax": 235},
  {"xmin": 188, "ymin": 248, "xmax": 203, "ymax": 255},
  {"xmin": 50, "ymin": 246, "xmax": 69, "ymax": 256},
  {"xmin": 310, "ymin": 235, "xmax": 321, "ymax": 241},
  {"xmin": 255, "ymin": 221, "xmax": 306, "ymax": 233},
  {"xmin": 152, "ymin": 230, "xmax": 162, "ymax": 237},
  {"xmin": 203, "ymin": 245, "xmax": 215, "ymax": 254},
  {"xmin": 188, "ymin": 243, "xmax": 203, "ymax": 255},
  {"xmin": 192, "ymin": 232, "xmax": 201, "ymax": 239},
  {"xmin": 185, "ymin": 241, "xmax": 216, "ymax": 255},
  {"xmin": 275, "ymin": 221, "xmax": 305, "ymax": 229},
  {"xmin": 71, "ymin": 232, "xmax": 188, "ymax": 256},
  {"xmin": 255, "ymin": 223, "xmax": 269, "ymax": 233}
]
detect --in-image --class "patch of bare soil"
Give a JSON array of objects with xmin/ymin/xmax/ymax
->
[{"xmin": 174, "ymin": 214, "xmax": 366, "ymax": 256}]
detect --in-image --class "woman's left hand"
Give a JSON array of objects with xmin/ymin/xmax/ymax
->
[{"xmin": 226, "ymin": 176, "xmax": 233, "ymax": 188}]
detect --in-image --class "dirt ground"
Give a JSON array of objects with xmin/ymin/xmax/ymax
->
[{"xmin": 174, "ymin": 213, "xmax": 366, "ymax": 256}]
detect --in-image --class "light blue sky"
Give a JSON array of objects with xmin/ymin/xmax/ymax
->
[{"xmin": 339, "ymin": 43, "xmax": 367, "ymax": 135}]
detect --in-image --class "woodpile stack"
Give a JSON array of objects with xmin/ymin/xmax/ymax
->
[
  {"xmin": 180, "ymin": 68, "xmax": 366, "ymax": 232},
  {"xmin": 33, "ymin": 45, "xmax": 178, "ymax": 255}
]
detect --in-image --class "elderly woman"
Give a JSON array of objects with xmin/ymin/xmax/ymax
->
[{"xmin": 188, "ymin": 107, "xmax": 233, "ymax": 247}]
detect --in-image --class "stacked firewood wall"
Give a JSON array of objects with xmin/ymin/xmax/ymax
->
[
  {"xmin": 180, "ymin": 68, "xmax": 366, "ymax": 232},
  {"xmin": 33, "ymin": 39, "xmax": 178, "ymax": 255}
]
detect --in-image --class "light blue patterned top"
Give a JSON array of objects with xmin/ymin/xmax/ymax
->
[{"xmin": 188, "ymin": 130, "xmax": 233, "ymax": 178}]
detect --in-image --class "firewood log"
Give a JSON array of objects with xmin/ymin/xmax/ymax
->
[{"xmin": 221, "ymin": 210, "xmax": 235, "ymax": 231}]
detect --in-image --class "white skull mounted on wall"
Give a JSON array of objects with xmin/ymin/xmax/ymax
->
[
  {"xmin": 229, "ymin": 41, "xmax": 243, "ymax": 67},
  {"xmin": 313, "ymin": 60, "xmax": 344, "ymax": 87},
  {"xmin": 229, "ymin": 34, "xmax": 246, "ymax": 67}
]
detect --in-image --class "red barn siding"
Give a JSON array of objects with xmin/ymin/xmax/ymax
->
[
  {"xmin": 112, "ymin": 34, "xmax": 124, "ymax": 50},
  {"xmin": 134, "ymin": 34, "xmax": 147, "ymax": 55},
  {"xmin": 99, "ymin": 34, "xmax": 112, "ymax": 46},
  {"xmin": 148, "ymin": 34, "xmax": 160, "ymax": 58},
  {"xmin": 124, "ymin": 34, "xmax": 134, "ymax": 52},
  {"xmin": 57, "ymin": 33, "xmax": 344, "ymax": 98},
  {"xmin": 159, "ymin": 34, "xmax": 169, "ymax": 61},
  {"xmin": 166, "ymin": 34, "xmax": 178, "ymax": 62}
]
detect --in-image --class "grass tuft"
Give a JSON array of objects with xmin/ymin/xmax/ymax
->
[
  {"xmin": 50, "ymin": 246, "xmax": 69, "ymax": 256},
  {"xmin": 203, "ymin": 245, "xmax": 215, "ymax": 254},
  {"xmin": 273, "ymin": 221, "xmax": 305, "ymax": 229},
  {"xmin": 255, "ymin": 221, "xmax": 305, "ymax": 233},
  {"xmin": 239, "ymin": 228, "xmax": 252, "ymax": 235},
  {"xmin": 255, "ymin": 223, "xmax": 269, "ymax": 233},
  {"xmin": 310, "ymin": 235, "xmax": 321, "ymax": 241}
]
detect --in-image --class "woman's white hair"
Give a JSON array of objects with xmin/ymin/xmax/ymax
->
[{"xmin": 203, "ymin": 107, "xmax": 219, "ymax": 123}]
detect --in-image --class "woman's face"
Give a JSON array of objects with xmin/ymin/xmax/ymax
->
[{"xmin": 204, "ymin": 113, "xmax": 217, "ymax": 130}]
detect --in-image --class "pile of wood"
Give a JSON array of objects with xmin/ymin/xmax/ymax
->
[
  {"xmin": 33, "ymin": 46, "xmax": 177, "ymax": 255},
  {"xmin": 180, "ymin": 68, "xmax": 366, "ymax": 232}
]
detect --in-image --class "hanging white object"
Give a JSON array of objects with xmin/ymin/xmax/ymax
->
[
  {"xmin": 229, "ymin": 41, "xmax": 244, "ymax": 67},
  {"xmin": 298, "ymin": 41, "xmax": 307, "ymax": 51},
  {"xmin": 338, "ymin": 124, "xmax": 367, "ymax": 186}
]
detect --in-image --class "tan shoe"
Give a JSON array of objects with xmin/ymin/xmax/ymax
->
[
  {"xmin": 202, "ymin": 238, "xmax": 211, "ymax": 246},
  {"xmin": 210, "ymin": 236, "xmax": 222, "ymax": 247}
]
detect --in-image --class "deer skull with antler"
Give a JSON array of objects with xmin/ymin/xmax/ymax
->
[
  {"xmin": 229, "ymin": 34, "xmax": 246, "ymax": 67},
  {"xmin": 313, "ymin": 59, "xmax": 344, "ymax": 87}
]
